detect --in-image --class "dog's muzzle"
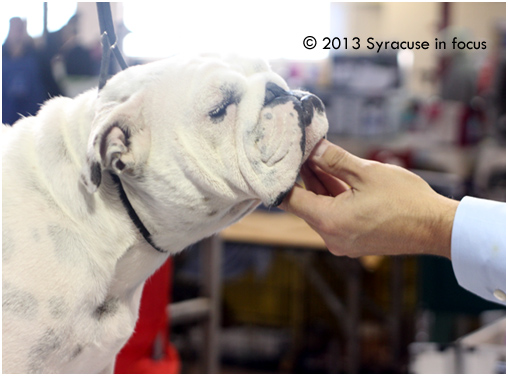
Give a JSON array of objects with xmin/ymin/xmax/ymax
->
[
  {"xmin": 263, "ymin": 82, "xmax": 325, "ymax": 157},
  {"xmin": 263, "ymin": 83, "xmax": 326, "ymax": 208}
]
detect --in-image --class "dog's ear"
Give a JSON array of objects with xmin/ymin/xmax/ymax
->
[{"xmin": 80, "ymin": 94, "xmax": 149, "ymax": 193}]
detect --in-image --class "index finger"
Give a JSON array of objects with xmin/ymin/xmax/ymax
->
[{"xmin": 278, "ymin": 184, "xmax": 334, "ymax": 228}]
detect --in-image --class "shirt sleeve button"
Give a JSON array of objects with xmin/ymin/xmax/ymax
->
[{"xmin": 493, "ymin": 289, "xmax": 506, "ymax": 302}]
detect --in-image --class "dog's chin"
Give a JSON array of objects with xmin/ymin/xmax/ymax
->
[
  {"xmin": 269, "ymin": 187, "xmax": 292, "ymax": 208},
  {"xmin": 268, "ymin": 124, "xmax": 328, "ymax": 209}
]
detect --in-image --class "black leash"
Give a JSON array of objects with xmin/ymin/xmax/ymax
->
[
  {"xmin": 96, "ymin": 3, "xmax": 167, "ymax": 253},
  {"xmin": 97, "ymin": 2, "xmax": 128, "ymax": 90}
]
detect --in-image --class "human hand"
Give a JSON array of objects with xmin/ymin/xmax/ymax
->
[{"xmin": 279, "ymin": 139, "xmax": 459, "ymax": 259}]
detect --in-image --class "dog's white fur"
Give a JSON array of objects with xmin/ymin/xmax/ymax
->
[{"xmin": 2, "ymin": 54, "xmax": 328, "ymax": 373}]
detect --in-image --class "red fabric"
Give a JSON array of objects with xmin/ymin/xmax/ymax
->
[{"xmin": 115, "ymin": 259, "xmax": 180, "ymax": 374}]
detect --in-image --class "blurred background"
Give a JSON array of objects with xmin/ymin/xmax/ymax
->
[{"xmin": 2, "ymin": 2, "xmax": 506, "ymax": 374}]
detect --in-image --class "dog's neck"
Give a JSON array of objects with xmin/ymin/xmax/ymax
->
[{"xmin": 112, "ymin": 159, "xmax": 262, "ymax": 256}]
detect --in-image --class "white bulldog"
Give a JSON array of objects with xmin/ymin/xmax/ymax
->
[{"xmin": 2, "ymin": 54, "xmax": 328, "ymax": 373}]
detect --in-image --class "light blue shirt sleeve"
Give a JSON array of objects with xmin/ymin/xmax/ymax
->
[{"xmin": 451, "ymin": 196, "xmax": 506, "ymax": 305}]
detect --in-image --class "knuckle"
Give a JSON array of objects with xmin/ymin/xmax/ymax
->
[
  {"xmin": 367, "ymin": 159, "xmax": 385, "ymax": 170},
  {"xmin": 326, "ymin": 149, "xmax": 348, "ymax": 172},
  {"xmin": 357, "ymin": 160, "xmax": 377, "ymax": 175}
]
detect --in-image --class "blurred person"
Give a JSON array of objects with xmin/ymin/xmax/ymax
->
[
  {"xmin": 280, "ymin": 139, "xmax": 506, "ymax": 305},
  {"xmin": 2, "ymin": 17, "xmax": 61, "ymax": 125},
  {"xmin": 45, "ymin": 14, "xmax": 98, "ymax": 77}
]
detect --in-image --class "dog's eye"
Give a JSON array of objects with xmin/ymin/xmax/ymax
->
[
  {"xmin": 209, "ymin": 101, "xmax": 230, "ymax": 119},
  {"xmin": 209, "ymin": 87, "xmax": 242, "ymax": 123},
  {"xmin": 209, "ymin": 92, "xmax": 237, "ymax": 122}
]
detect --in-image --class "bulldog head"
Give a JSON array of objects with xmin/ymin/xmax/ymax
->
[{"xmin": 82, "ymin": 54, "xmax": 328, "ymax": 247}]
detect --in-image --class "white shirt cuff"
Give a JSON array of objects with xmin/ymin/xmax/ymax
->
[{"xmin": 451, "ymin": 196, "xmax": 506, "ymax": 305}]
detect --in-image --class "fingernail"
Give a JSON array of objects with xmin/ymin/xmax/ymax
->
[{"xmin": 310, "ymin": 139, "xmax": 328, "ymax": 160}]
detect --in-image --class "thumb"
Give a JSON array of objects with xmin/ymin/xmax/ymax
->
[{"xmin": 309, "ymin": 139, "xmax": 365, "ymax": 187}]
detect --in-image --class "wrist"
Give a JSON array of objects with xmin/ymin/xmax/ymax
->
[{"xmin": 426, "ymin": 196, "xmax": 459, "ymax": 259}]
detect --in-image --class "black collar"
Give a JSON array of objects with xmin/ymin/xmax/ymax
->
[
  {"xmin": 109, "ymin": 173, "xmax": 167, "ymax": 253},
  {"xmin": 97, "ymin": 6, "xmax": 165, "ymax": 253}
]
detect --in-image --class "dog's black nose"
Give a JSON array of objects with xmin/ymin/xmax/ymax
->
[
  {"xmin": 301, "ymin": 94, "xmax": 325, "ymax": 114},
  {"xmin": 301, "ymin": 94, "xmax": 325, "ymax": 127},
  {"xmin": 264, "ymin": 83, "xmax": 289, "ymax": 105}
]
